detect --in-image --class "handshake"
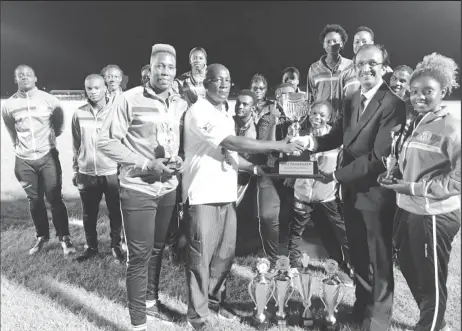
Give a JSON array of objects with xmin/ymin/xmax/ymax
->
[{"xmin": 285, "ymin": 135, "xmax": 315, "ymax": 156}]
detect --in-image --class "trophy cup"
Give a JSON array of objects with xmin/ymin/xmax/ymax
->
[
  {"xmin": 248, "ymin": 258, "xmax": 275, "ymax": 330},
  {"xmin": 378, "ymin": 124, "xmax": 403, "ymax": 185},
  {"xmin": 291, "ymin": 253, "xmax": 314, "ymax": 327},
  {"xmin": 320, "ymin": 260, "xmax": 344, "ymax": 329},
  {"xmin": 272, "ymin": 256, "xmax": 295, "ymax": 326},
  {"xmin": 268, "ymin": 92, "xmax": 323, "ymax": 179}
]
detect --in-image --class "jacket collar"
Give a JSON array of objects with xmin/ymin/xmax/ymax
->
[{"xmin": 16, "ymin": 87, "xmax": 39, "ymax": 98}]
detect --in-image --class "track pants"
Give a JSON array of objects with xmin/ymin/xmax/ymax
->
[
  {"xmin": 76, "ymin": 173, "xmax": 122, "ymax": 249},
  {"xmin": 14, "ymin": 148, "xmax": 70, "ymax": 239},
  {"xmin": 394, "ymin": 207, "xmax": 460, "ymax": 331},
  {"xmin": 120, "ymin": 187, "xmax": 176, "ymax": 328},
  {"xmin": 288, "ymin": 198, "xmax": 349, "ymax": 268}
]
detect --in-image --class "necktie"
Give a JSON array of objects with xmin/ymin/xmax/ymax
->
[{"xmin": 358, "ymin": 94, "xmax": 367, "ymax": 121}]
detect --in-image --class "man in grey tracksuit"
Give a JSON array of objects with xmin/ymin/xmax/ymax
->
[{"xmin": 72, "ymin": 74, "xmax": 124, "ymax": 263}]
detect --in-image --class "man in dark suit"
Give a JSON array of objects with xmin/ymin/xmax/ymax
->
[{"xmin": 302, "ymin": 44, "xmax": 406, "ymax": 331}]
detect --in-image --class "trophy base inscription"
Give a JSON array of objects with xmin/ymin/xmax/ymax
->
[
  {"xmin": 378, "ymin": 176, "xmax": 397, "ymax": 185},
  {"xmin": 265, "ymin": 151, "xmax": 324, "ymax": 179},
  {"xmin": 276, "ymin": 318, "xmax": 288, "ymax": 327}
]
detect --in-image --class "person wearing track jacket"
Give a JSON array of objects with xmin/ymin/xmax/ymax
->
[
  {"xmin": 2, "ymin": 64, "xmax": 75, "ymax": 256},
  {"xmin": 379, "ymin": 53, "xmax": 460, "ymax": 331}
]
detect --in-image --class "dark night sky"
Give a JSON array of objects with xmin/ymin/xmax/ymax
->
[{"xmin": 1, "ymin": 1, "xmax": 461, "ymax": 98}]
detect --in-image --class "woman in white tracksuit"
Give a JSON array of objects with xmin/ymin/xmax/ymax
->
[{"xmin": 379, "ymin": 53, "xmax": 460, "ymax": 331}]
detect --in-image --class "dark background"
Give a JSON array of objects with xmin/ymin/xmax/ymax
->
[{"xmin": 1, "ymin": 1, "xmax": 461, "ymax": 98}]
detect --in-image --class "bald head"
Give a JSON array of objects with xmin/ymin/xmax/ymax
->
[
  {"xmin": 85, "ymin": 74, "xmax": 105, "ymax": 84},
  {"xmin": 204, "ymin": 64, "xmax": 231, "ymax": 105},
  {"xmin": 85, "ymin": 74, "xmax": 107, "ymax": 103},
  {"xmin": 205, "ymin": 64, "xmax": 229, "ymax": 80}
]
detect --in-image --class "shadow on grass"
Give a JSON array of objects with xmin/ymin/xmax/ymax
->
[{"xmin": 40, "ymin": 277, "xmax": 131, "ymax": 331}]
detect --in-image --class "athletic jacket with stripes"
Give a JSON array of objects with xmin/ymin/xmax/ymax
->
[
  {"xmin": 97, "ymin": 85, "xmax": 188, "ymax": 198},
  {"xmin": 397, "ymin": 107, "xmax": 461, "ymax": 215},
  {"xmin": 306, "ymin": 55, "xmax": 359, "ymax": 121},
  {"xmin": 71, "ymin": 99, "xmax": 118, "ymax": 176},
  {"xmin": 2, "ymin": 87, "xmax": 64, "ymax": 160}
]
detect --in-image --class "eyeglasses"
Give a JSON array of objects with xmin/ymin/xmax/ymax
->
[
  {"xmin": 251, "ymin": 87, "xmax": 267, "ymax": 91},
  {"xmin": 355, "ymin": 61, "xmax": 384, "ymax": 69}
]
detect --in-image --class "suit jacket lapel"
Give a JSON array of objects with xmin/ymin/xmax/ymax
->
[{"xmin": 344, "ymin": 83, "xmax": 388, "ymax": 148}]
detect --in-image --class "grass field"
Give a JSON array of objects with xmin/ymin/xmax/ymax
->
[{"xmin": 1, "ymin": 99, "xmax": 461, "ymax": 331}]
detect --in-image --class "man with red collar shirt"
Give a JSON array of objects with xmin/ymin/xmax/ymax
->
[
  {"xmin": 307, "ymin": 24, "xmax": 360, "ymax": 123},
  {"xmin": 2, "ymin": 64, "xmax": 75, "ymax": 256}
]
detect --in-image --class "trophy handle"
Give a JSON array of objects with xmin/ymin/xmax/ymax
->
[
  {"xmin": 319, "ymin": 283, "xmax": 327, "ymax": 309},
  {"xmin": 334, "ymin": 284, "xmax": 344, "ymax": 312},
  {"xmin": 266, "ymin": 279, "xmax": 276, "ymax": 306},
  {"xmin": 248, "ymin": 279, "xmax": 257, "ymax": 307},
  {"xmin": 285, "ymin": 285, "xmax": 295, "ymax": 307}
]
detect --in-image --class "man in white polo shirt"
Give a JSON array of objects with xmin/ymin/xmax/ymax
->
[{"xmin": 182, "ymin": 64, "xmax": 304, "ymax": 330}]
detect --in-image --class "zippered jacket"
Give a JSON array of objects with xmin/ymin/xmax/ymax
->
[
  {"xmin": 2, "ymin": 87, "xmax": 64, "ymax": 160},
  {"xmin": 72, "ymin": 99, "xmax": 118, "ymax": 176},
  {"xmin": 397, "ymin": 107, "xmax": 461, "ymax": 215},
  {"xmin": 98, "ymin": 85, "xmax": 188, "ymax": 198},
  {"xmin": 307, "ymin": 55, "xmax": 359, "ymax": 121}
]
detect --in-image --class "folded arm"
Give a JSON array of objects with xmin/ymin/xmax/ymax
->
[{"xmin": 97, "ymin": 96, "xmax": 149, "ymax": 168}]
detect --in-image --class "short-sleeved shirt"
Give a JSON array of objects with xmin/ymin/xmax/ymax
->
[
  {"xmin": 307, "ymin": 55, "xmax": 359, "ymax": 122},
  {"xmin": 182, "ymin": 97, "xmax": 239, "ymax": 205}
]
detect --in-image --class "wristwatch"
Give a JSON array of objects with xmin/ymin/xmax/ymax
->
[{"xmin": 253, "ymin": 165, "xmax": 258, "ymax": 175}]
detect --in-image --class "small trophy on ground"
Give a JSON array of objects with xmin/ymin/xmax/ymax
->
[
  {"xmin": 378, "ymin": 124, "xmax": 403, "ymax": 185},
  {"xmin": 320, "ymin": 259, "xmax": 344, "ymax": 329},
  {"xmin": 291, "ymin": 253, "xmax": 314, "ymax": 327},
  {"xmin": 248, "ymin": 258, "xmax": 275, "ymax": 330},
  {"xmin": 272, "ymin": 256, "xmax": 295, "ymax": 326}
]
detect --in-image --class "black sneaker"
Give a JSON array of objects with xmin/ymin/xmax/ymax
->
[
  {"xmin": 75, "ymin": 247, "xmax": 98, "ymax": 262},
  {"xmin": 210, "ymin": 304, "xmax": 239, "ymax": 321},
  {"xmin": 146, "ymin": 301, "xmax": 174, "ymax": 322},
  {"xmin": 112, "ymin": 246, "xmax": 125, "ymax": 264},
  {"xmin": 29, "ymin": 236, "xmax": 49, "ymax": 255}
]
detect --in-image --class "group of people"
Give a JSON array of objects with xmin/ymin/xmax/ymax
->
[{"xmin": 2, "ymin": 23, "xmax": 460, "ymax": 331}]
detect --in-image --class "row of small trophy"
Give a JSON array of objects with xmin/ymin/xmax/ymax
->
[{"xmin": 248, "ymin": 254, "xmax": 344, "ymax": 330}]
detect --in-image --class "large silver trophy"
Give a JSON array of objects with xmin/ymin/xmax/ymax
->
[
  {"xmin": 248, "ymin": 258, "xmax": 275, "ymax": 330},
  {"xmin": 320, "ymin": 260, "xmax": 344, "ymax": 328},
  {"xmin": 291, "ymin": 253, "xmax": 314, "ymax": 327},
  {"xmin": 273, "ymin": 92, "xmax": 322, "ymax": 178},
  {"xmin": 272, "ymin": 256, "xmax": 295, "ymax": 326},
  {"xmin": 280, "ymin": 92, "xmax": 310, "ymax": 138}
]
